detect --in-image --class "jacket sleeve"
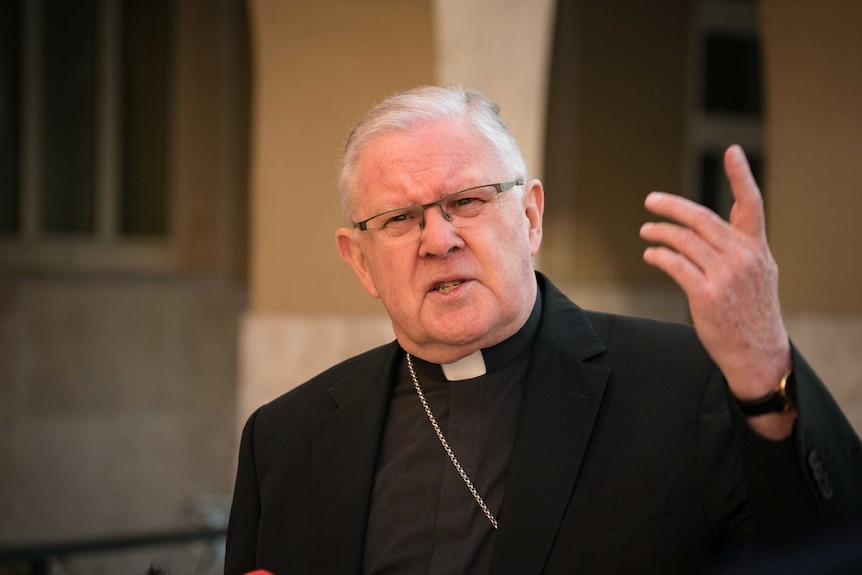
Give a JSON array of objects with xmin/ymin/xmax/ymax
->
[
  {"xmin": 224, "ymin": 409, "xmax": 262, "ymax": 575},
  {"xmin": 726, "ymin": 345, "xmax": 862, "ymax": 537}
]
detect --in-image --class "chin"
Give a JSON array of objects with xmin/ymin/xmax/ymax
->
[{"xmin": 432, "ymin": 320, "xmax": 496, "ymax": 349}]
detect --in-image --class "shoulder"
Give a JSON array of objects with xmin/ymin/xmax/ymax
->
[
  {"xmin": 583, "ymin": 310, "xmax": 711, "ymax": 372},
  {"xmin": 538, "ymin": 271, "xmax": 702, "ymax": 354},
  {"xmin": 570, "ymin": 311, "xmax": 725, "ymax": 430},
  {"xmin": 537, "ymin": 272, "xmax": 714, "ymax": 382},
  {"xmin": 584, "ymin": 310, "xmax": 698, "ymax": 346}
]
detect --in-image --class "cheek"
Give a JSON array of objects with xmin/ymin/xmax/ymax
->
[
  {"xmin": 488, "ymin": 229, "xmax": 537, "ymax": 292},
  {"xmin": 368, "ymin": 252, "xmax": 416, "ymax": 301},
  {"xmin": 487, "ymin": 219, "xmax": 532, "ymax": 267}
]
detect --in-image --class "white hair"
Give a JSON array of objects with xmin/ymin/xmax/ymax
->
[{"xmin": 338, "ymin": 85, "xmax": 528, "ymax": 221}]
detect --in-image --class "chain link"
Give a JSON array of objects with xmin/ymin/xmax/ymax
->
[{"xmin": 406, "ymin": 353, "xmax": 499, "ymax": 530}]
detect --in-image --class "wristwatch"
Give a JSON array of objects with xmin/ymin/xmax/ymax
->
[{"xmin": 736, "ymin": 368, "xmax": 796, "ymax": 416}]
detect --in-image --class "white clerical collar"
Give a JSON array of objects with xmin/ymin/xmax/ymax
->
[{"xmin": 440, "ymin": 349, "xmax": 487, "ymax": 381}]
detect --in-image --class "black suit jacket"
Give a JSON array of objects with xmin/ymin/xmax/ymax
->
[{"xmin": 225, "ymin": 274, "xmax": 862, "ymax": 575}]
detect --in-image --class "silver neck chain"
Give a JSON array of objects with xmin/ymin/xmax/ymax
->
[{"xmin": 405, "ymin": 353, "xmax": 499, "ymax": 530}]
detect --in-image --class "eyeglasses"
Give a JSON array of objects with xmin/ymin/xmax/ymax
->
[{"xmin": 352, "ymin": 179, "xmax": 524, "ymax": 242}]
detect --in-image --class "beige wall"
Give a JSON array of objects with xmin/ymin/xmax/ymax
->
[
  {"xmin": 760, "ymin": 0, "xmax": 862, "ymax": 313},
  {"xmin": 433, "ymin": 0, "xmax": 556, "ymax": 180},
  {"xmin": 0, "ymin": 277, "xmax": 244, "ymax": 539},
  {"xmin": 248, "ymin": 0, "xmax": 435, "ymax": 314}
]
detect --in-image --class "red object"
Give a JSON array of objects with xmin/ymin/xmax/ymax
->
[{"xmin": 244, "ymin": 571, "xmax": 275, "ymax": 575}]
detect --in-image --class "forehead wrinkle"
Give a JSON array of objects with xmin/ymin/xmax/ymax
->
[
  {"xmin": 363, "ymin": 159, "xmax": 455, "ymax": 210},
  {"xmin": 362, "ymin": 163, "xmax": 437, "ymax": 212}
]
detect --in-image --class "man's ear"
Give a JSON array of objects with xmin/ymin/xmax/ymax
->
[
  {"xmin": 336, "ymin": 228, "xmax": 380, "ymax": 298},
  {"xmin": 524, "ymin": 179, "xmax": 544, "ymax": 256}
]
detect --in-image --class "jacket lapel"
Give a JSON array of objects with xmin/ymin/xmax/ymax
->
[
  {"xmin": 491, "ymin": 276, "xmax": 610, "ymax": 575},
  {"xmin": 309, "ymin": 343, "xmax": 400, "ymax": 575}
]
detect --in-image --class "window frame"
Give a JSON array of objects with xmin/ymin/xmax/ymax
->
[
  {"xmin": 0, "ymin": 0, "xmax": 177, "ymax": 274},
  {"xmin": 686, "ymin": 0, "xmax": 764, "ymax": 220}
]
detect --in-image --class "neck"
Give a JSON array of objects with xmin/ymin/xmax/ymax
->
[{"xmin": 398, "ymin": 331, "xmax": 510, "ymax": 365}]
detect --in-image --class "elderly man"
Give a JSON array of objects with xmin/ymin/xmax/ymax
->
[{"xmin": 225, "ymin": 86, "xmax": 861, "ymax": 575}]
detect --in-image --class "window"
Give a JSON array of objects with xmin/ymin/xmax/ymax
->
[
  {"xmin": 0, "ymin": 0, "xmax": 174, "ymax": 271},
  {"xmin": 0, "ymin": 0, "xmax": 20, "ymax": 235},
  {"xmin": 689, "ymin": 0, "xmax": 764, "ymax": 220}
]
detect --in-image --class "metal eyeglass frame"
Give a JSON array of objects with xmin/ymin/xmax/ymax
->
[{"xmin": 352, "ymin": 179, "xmax": 524, "ymax": 232}]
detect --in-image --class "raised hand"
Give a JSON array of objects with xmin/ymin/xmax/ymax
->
[{"xmin": 640, "ymin": 145, "xmax": 794, "ymax": 437}]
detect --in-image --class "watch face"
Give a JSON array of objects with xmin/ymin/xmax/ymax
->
[{"xmin": 780, "ymin": 370, "xmax": 797, "ymax": 411}]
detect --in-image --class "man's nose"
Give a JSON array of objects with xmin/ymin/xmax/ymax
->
[{"xmin": 418, "ymin": 204, "xmax": 462, "ymax": 256}]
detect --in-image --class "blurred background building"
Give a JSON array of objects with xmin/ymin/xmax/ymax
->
[{"xmin": 1, "ymin": 0, "xmax": 860, "ymax": 573}]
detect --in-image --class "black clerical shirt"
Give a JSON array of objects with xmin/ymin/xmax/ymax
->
[{"xmin": 363, "ymin": 295, "xmax": 542, "ymax": 574}]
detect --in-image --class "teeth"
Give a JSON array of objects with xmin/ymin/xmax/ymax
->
[{"xmin": 435, "ymin": 281, "xmax": 461, "ymax": 294}]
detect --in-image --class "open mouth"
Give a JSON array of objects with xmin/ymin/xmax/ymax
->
[{"xmin": 434, "ymin": 280, "xmax": 462, "ymax": 294}]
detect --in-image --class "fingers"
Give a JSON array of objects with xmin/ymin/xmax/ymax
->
[
  {"xmin": 641, "ymin": 145, "xmax": 771, "ymax": 294},
  {"xmin": 642, "ymin": 191, "xmax": 729, "ymax": 251},
  {"xmin": 641, "ymin": 145, "xmax": 766, "ymax": 253},
  {"xmin": 642, "ymin": 242, "xmax": 704, "ymax": 297},
  {"xmin": 640, "ymin": 192, "xmax": 724, "ymax": 296}
]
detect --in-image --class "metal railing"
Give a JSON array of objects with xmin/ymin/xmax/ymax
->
[{"xmin": 0, "ymin": 527, "xmax": 227, "ymax": 575}]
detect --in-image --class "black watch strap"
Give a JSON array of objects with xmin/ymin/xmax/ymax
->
[{"xmin": 736, "ymin": 369, "xmax": 796, "ymax": 416}]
